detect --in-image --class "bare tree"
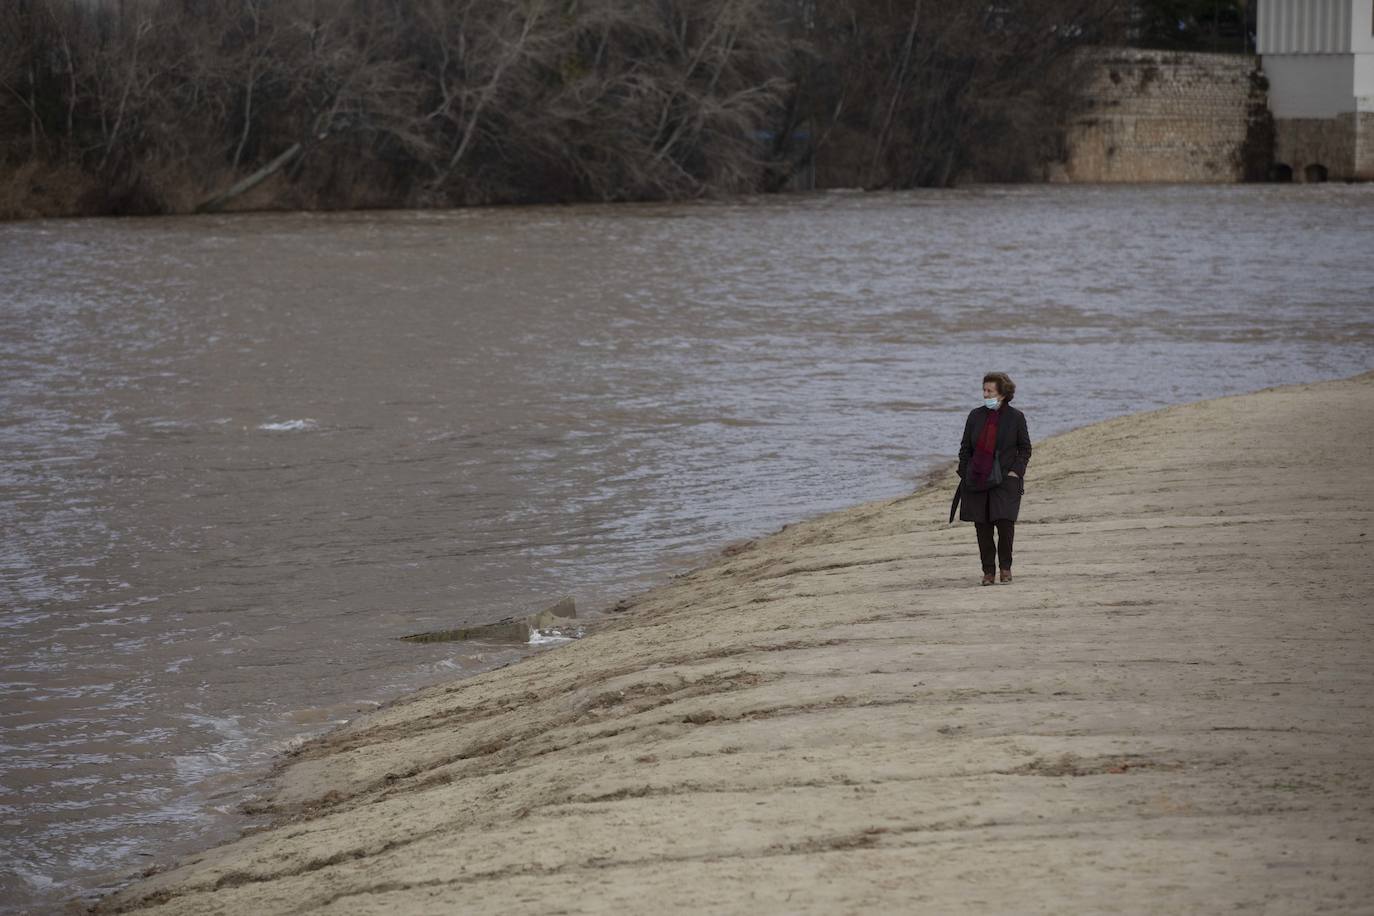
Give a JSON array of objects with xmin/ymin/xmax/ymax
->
[
  {"xmin": 0, "ymin": 0, "xmax": 1123, "ymax": 219},
  {"xmin": 795, "ymin": 0, "xmax": 1126, "ymax": 188}
]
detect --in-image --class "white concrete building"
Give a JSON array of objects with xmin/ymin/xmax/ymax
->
[{"xmin": 1257, "ymin": 0, "xmax": 1374, "ymax": 179}]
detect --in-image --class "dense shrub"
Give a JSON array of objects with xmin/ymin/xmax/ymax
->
[{"xmin": 0, "ymin": 0, "xmax": 1126, "ymax": 218}]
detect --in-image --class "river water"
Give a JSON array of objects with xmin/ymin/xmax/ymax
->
[{"xmin": 2, "ymin": 185, "xmax": 1371, "ymax": 912}]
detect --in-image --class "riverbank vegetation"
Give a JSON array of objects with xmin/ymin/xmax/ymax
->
[{"xmin": 0, "ymin": 0, "xmax": 1135, "ymax": 219}]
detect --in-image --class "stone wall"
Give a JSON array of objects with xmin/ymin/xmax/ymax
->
[
  {"xmin": 1274, "ymin": 115, "xmax": 1355, "ymax": 179},
  {"xmin": 1274, "ymin": 110, "xmax": 1374, "ymax": 180},
  {"xmin": 1059, "ymin": 49, "xmax": 1269, "ymax": 183},
  {"xmin": 1360, "ymin": 111, "xmax": 1374, "ymax": 178}
]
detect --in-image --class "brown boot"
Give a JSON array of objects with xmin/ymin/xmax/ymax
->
[
  {"xmin": 999, "ymin": 569, "xmax": 1012, "ymax": 583},
  {"xmin": 981, "ymin": 572, "xmax": 996, "ymax": 586}
]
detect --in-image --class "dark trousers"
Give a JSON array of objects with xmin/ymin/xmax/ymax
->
[{"xmin": 974, "ymin": 521, "xmax": 1015, "ymax": 573}]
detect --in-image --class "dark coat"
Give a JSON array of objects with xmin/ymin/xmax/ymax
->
[{"xmin": 957, "ymin": 404, "xmax": 1032, "ymax": 523}]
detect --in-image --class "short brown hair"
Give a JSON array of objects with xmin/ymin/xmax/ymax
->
[{"xmin": 983, "ymin": 372, "xmax": 1016, "ymax": 404}]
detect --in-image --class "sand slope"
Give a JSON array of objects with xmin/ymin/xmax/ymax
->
[{"xmin": 97, "ymin": 373, "xmax": 1374, "ymax": 914}]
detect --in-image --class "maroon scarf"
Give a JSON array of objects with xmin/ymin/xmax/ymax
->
[{"xmin": 968, "ymin": 407, "xmax": 1001, "ymax": 485}]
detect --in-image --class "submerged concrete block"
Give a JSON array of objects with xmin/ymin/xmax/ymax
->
[{"xmin": 400, "ymin": 596, "xmax": 578, "ymax": 644}]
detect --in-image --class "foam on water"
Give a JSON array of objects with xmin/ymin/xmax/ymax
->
[
  {"xmin": 529, "ymin": 629, "xmax": 583, "ymax": 647},
  {"xmin": 256, "ymin": 418, "xmax": 319, "ymax": 431}
]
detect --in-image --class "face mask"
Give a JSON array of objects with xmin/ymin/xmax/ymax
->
[{"xmin": 984, "ymin": 398, "xmax": 1000, "ymax": 410}]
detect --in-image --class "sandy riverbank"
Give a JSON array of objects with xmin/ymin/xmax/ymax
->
[{"xmin": 96, "ymin": 372, "xmax": 1374, "ymax": 914}]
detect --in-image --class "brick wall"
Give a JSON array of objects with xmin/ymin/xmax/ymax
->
[{"xmin": 1059, "ymin": 49, "xmax": 1268, "ymax": 183}]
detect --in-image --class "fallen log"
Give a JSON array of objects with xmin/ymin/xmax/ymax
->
[{"xmin": 196, "ymin": 141, "xmax": 302, "ymax": 213}]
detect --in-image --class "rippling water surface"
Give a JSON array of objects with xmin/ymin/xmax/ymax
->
[{"xmin": 2, "ymin": 185, "xmax": 1372, "ymax": 911}]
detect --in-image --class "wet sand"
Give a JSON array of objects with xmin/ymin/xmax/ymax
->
[{"xmin": 95, "ymin": 372, "xmax": 1374, "ymax": 914}]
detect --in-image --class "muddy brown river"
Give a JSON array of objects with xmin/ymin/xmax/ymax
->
[{"xmin": 2, "ymin": 185, "xmax": 1372, "ymax": 912}]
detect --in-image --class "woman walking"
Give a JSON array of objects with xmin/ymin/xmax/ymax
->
[{"xmin": 956, "ymin": 372, "xmax": 1032, "ymax": 585}]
